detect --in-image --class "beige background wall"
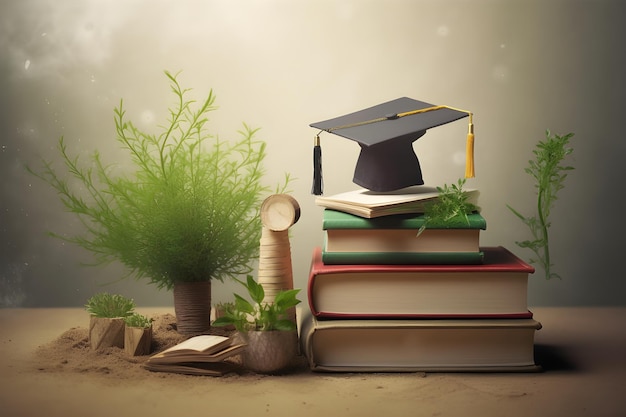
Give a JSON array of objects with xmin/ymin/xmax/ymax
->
[{"xmin": 1, "ymin": 0, "xmax": 624, "ymax": 308}]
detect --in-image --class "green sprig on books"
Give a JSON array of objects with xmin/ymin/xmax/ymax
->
[
  {"xmin": 418, "ymin": 178, "xmax": 479, "ymax": 236},
  {"xmin": 507, "ymin": 130, "xmax": 575, "ymax": 280}
]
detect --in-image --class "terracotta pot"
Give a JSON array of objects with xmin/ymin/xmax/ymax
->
[
  {"xmin": 240, "ymin": 330, "xmax": 298, "ymax": 374},
  {"xmin": 173, "ymin": 281, "xmax": 212, "ymax": 334},
  {"xmin": 88, "ymin": 316, "xmax": 125, "ymax": 350},
  {"xmin": 124, "ymin": 325, "xmax": 152, "ymax": 356}
]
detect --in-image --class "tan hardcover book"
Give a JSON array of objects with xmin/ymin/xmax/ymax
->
[{"xmin": 300, "ymin": 310, "xmax": 542, "ymax": 373}]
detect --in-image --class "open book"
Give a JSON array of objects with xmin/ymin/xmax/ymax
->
[
  {"xmin": 143, "ymin": 335, "xmax": 246, "ymax": 376},
  {"xmin": 315, "ymin": 186, "xmax": 479, "ymax": 218}
]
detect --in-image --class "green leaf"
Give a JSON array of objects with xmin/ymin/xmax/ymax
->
[
  {"xmin": 212, "ymin": 316, "xmax": 235, "ymax": 326},
  {"xmin": 234, "ymin": 293, "xmax": 255, "ymax": 314},
  {"xmin": 274, "ymin": 289, "xmax": 301, "ymax": 310},
  {"xmin": 273, "ymin": 319, "xmax": 297, "ymax": 331},
  {"xmin": 246, "ymin": 275, "xmax": 265, "ymax": 305}
]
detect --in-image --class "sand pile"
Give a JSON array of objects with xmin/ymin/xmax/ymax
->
[{"xmin": 33, "ymin": 313, "xmax": 262, "ymax": 380}]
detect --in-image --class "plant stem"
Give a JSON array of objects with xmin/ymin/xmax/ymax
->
[
  {"xmin": 537, "ymin": 181, "xmax": 551, "ymax": 279},
  {"xmin": 507, "ymin": 130, "xmax": 574, "ymax": 280}
]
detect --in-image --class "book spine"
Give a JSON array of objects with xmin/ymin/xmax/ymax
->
[
  {"xmin": 306, "ymin": 246, "xmax": 533, "ymax": 319},
  {"xmin": 321, "ymin": 250, "xmax": 485, "ymax": 265},
  {"xmin": 312, "ymin": 311, "xmax": 534, "ymax": 319},
  {"xmin": 308, "ymin": 363, "xmax": 543, "ymax": 373},
  {"xmin": 299, "ymin": 310, "xmax": 542, "ymax": 373},
  {"xmin": 310, "ymin": 247, "xmax": 534, "ymax": 275},
  {"xmin": 323, "ymin": 209, "xmax": 487, "ymax": 230}
]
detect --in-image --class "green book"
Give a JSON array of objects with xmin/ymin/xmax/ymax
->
[
  {"xmin": 323, "ymin": 209, "xmax": 487, "ymax": 230},
  {"xmin": 322, "ymin": 209, "xmax": 486, "ymax": 265}
]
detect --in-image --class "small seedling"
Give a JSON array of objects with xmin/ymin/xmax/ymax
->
[
  {"xmin": 85, "ymin": 292, "xmax": 135, "ymax": 318},
  {"xmin": 123, "ymin": 313, "xmax": 153, "ymax": 328}
]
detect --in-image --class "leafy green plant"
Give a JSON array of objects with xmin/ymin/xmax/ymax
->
[
  {"xmin": 28, "ymin": 70, "xmax": 290, "ymax": 290},
  {"xmin": 85, "ymin": 292, "xmax": 135, "ymax": 318},
  {"xmin": 123, "ymin": 312, "xmax": 153, "ymax": 328},
  {"xmin": 507, "ymin": 130, "xmax": 574, "ymax": 280},
  {"xmin": 212, "ymin": 275, "xmax": 301, "ymax": 332},
  {"xmin": 417, "ymin": 178, "xmax": 479, "ymax": 236}
]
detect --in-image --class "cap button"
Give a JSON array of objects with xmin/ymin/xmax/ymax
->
[{"xmin": 385, "ymin": 113, "xmax": 399, "ymax": 120}]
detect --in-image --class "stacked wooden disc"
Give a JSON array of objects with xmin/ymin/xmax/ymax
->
[
  {"xmin": 258, "ymin": 194, "xmax": 300, "ymax": 325},
  {"xmin": 257, "ymin": 227, "xmax": 294, "ymax": 302}
]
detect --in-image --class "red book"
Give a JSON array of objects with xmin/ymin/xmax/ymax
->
[{"xmin": 307, "ymin": 246, "xmax": 534, "ymax": 319}]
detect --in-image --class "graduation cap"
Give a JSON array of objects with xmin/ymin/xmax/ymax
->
[{"xmin": 310, "ymin": 97, "xmax": 474, "ymax": 195}]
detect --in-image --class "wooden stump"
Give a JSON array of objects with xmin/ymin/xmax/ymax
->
[
  {"xmin": 124, "ymin": 325, "xmax": 152, "ymax": 356},
  {"xmin": 88, "ymin": 316, "xmax": 125, "ymax": 350}
]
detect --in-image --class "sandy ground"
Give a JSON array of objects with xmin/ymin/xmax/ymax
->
[{"xmin": 1, "ymin": 307, "xmax": 625, "ymax": 417}]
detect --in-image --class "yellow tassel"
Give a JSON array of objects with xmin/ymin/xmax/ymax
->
[{"xmin": 465, "ymin": 120, "xmax": 475, "ymax": 178}]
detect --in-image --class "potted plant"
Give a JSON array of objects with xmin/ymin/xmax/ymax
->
[
  {"xmin": 123, "ymin": 313, "xmax": 153, "ymax": 356},
  {"xmin": 28, "ymin": 71, "xmax": 290, "ymax": 334},
  {"xmin": 85, "ymin": 292, "xmax": 135, "ymax": 350},
  {"xmin": 213, "ymin": 275, "xmax": 301, "ymax": 374}
]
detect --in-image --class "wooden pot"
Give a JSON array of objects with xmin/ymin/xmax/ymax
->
[
  {"xmin": 88, "ymin": 316, "xmax": 125, "ymax": 350},
  {"xmin": 173, "ymin": 281, "xmax": 212, "ymax": 334},
  {"xmin": 124, "ymin": 325, "xmax": 153, "ymax": 356},
  {"xmin": 240, "ymin": 330, "xmax": 298, "ymax": 374}
]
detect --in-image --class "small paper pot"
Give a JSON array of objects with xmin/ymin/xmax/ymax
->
[
  {"xmin": 89, "ymin": 316, "xmax": 125, "ymax": 350},
  {"xmin": 124, "ymin": 325, "xmax": 153, "ymax": 356}
]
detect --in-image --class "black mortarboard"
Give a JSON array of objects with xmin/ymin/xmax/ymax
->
[{"xmin": 309, "ymin": 97, "xmax": 474, "ymax": 195}]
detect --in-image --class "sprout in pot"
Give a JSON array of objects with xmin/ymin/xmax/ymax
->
[
  {"xmin": 123, "ymin": 313, "xmax": 153, "ymax": 356},
  {"xmin": 124, "ymin": 312, "xmax": 153, "ymax": 328},
  {"xmin": 28, "ymin": 70, "xmax": 291, "ymax": 334},
  {"xmin": 213, "ymin": 275, "xmax": 301, "ymax": 374},
  {"xmin": 85, "ymin": 292, "xmax": 135, "ymax": 350}
]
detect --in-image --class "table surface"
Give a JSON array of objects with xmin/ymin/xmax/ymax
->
[{"xmin": 1, "ymin": 306, "xmax": 625, "ymax": 417}]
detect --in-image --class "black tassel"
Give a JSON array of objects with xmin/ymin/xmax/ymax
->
[{"xmin": 311, "ymin": 135, "xmax": 323, "ymax": 195}]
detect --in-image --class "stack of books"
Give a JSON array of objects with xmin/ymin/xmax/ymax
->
[{"xmin": 300, "ymin": 186, "xmax": 542, "ymax": 372}]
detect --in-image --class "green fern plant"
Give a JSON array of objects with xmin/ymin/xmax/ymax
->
[
  {"xmin": 28, "ymin": 70, "xmax": 290, "ymax": 290},
  {"xmin": 417, "ymin": 178, "xmax": 479, "ymax": 236},
  {"xmin": 507, "ymin": 130, "xmax": 574, "ymax": 280}
]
